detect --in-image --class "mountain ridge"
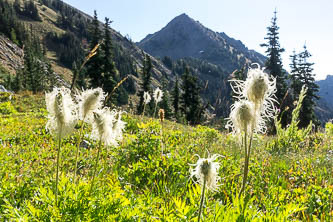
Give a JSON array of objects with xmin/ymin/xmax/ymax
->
[{"xmin": 137, "ymin": 13, "xmax": 266, "ymax": 73}]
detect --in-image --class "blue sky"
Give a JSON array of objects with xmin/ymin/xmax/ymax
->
[{"xmin": 63, "ymin": 0, "xmax": 333, "ymax": 80}]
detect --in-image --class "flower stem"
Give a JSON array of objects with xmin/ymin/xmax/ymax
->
[
  {"xmin": 73, "ymin": 121, "xmax": 85, "ymax": 183},
  {"xmin": 89, "ymin": 140, "xmax": 102, "ymax": 195},
  {"xmin": 141, "ymin": 104, "xmax": 146, "ymax": 120},
  {"xmin": 240, "ymin": 129, "xmax": 254, "ymax": 196},
  {"xmin": 198, "ymin": 178, "xmax": 206, "ymax": 222},
  {"xmin": 55, "ymin": 134, "xmax": 61, "ymax": 206},
  {"xmin": 240, "ymin": 131, "xmax": 248, "ymax": 196},
  {"xmin": 153, "ymin": 103, "xmax": 157, "ymax": 118}
]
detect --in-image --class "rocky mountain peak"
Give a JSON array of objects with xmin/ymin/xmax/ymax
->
[{"xmin": 137, "ymin": 13, "xmax": 265, "ymax": 72}]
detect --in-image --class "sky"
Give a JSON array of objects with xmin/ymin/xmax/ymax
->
[{"xmin": 63, "ymin": 0, "xmax": 333, "ymax": 80}]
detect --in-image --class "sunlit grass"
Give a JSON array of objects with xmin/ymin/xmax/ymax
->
[{"xmin": 0, "ymin": 93, "xmax": 332, "ymax": 221}]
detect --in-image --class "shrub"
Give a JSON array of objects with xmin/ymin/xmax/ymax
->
[{"xmin": 0, "ymin": 101, "xmax": 16, "ymax": 115}]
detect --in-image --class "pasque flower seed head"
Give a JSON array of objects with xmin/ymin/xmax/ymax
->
[
  {"xmin": 153, "ymin": 87, "xmax": 163, "ymax": 103},
  {"xmin": 143, "ymin": 91, "xmax": 151, "ymax": 105},
  {"xmin": 226, "ymin": 100, "xmax": 255, "ymax": 134},
  {"xmin": 190, "ymin": 154, "xmax": 221, "ymax": 191},
  {"xmin": 91, "ymin": 108, "xmax": 117, "ymax": 146},
  {"xmin": 46, "ymin": 87, "xmax": 77, "ymax": 139},
  {"xmin": 77, "ymin": 88, "xmax": 106, "ymax": 122}
]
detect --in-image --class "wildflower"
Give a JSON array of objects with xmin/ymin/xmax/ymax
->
[
  {"xmin": 190, "ymin": 154, "xmax": 221, "ymax": 191},
  {"xmin": 113, "ymin": 111, "xmax": 126, "ymax": 142},
  {"xmin": 45, "ymin": 87, "xmax": 77, "ymax": 206},
  {"xmin": 143, "ymin": 91, "xmax": 151, "ymax": 104},
  {"xmin": 91, "ymin": 108, "xmax": 117, "ymax": 146},
  {"xmin": 230, "ymin": 64, "xmax": 277, "ymax": 133},
  {"xmin": 77, "ymin": 88, "xmax": 106, "ymax": 122},
  {"xmin": 226, "ymin": 100, "xmax": 255, "ymax": 134},
  {"xmin": 45, "ymin": 87, "xmax": 76, "ymax": 139},
  {"xmin": 153, "ymin": 87, "xmax": 163, "ymax": 117},
  {"xmin": 153, "ymin": 87, "xmax": 163, "ymax": 103}
]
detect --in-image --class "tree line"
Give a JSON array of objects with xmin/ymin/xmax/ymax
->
[{"xmin": 259, "ymin": 10, "xmax": 319, "ymax": 129}]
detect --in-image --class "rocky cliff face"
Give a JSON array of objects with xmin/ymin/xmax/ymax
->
[
  {"xmin": 137, "ymin": 13, "xmax": 266, "ymax": 73},
  {"xmin": 0, "ymin": 35, "xmax": 24, "ymax": 74}
]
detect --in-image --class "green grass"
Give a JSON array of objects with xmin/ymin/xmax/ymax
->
[{"xmin": 0, "ymin": 94, "xmax": 332, "ymax": 221}]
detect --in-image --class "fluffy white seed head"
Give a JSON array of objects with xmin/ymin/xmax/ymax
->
[
  {"xmin": 45, "ymin": 87, "xmax": 77, "ymax": 139},
  {"xmin": 226, "ymin": 100, "xmax": 255, "ymax": 135},
  {"xmin": 244, "ymin": 65, "xmax": 276, "ymax": 107},
  {"xmin": 190, "ymin": 154, "xmax": 221, "ymax": 191},
  {"xmin": 91, "ymin": 108, "xmax": 117, "ymax": 146},
  {"xmin": 153, "ymin": 87, "xmax": 163, "ymax": 103},
  {"xmin": 77, "ymin": 88, "xmax": 106, "ymax": 122},
  {"xmin": 143, "ymin": 91, "xmax": 151, "ymax": 104},
  {"xmin": 229, "ymin": 64, "xmax": 277, "ymax": 134},
  {"xmin": 113, "ymin": 110, "xmax": 126, "ymax": 141}
]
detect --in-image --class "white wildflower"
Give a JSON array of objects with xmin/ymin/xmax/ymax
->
[
  {"xmin": 229, "ymin": 64, "xmax": 277, "ymax": 133},
  {"xmin": 91, "ymin": 108, "xmax": 117, "ymax": 146},
  {"xmin": 244, "ymin": 65, "xmax": 276, "ymax": 108},
  {"xmin": 113, "ymin": 110, "xmax": 126, "ymax": 141},
  {"xmin": 45, "ymin": 87, "xmax": 77, "ymax": 139},
  {"xmin": 77, "ymin": 88, "xmax": 106, "ymax": 122},
  {"xmin": 190, "ymin": 154, "xmax": 221, "ymax": 191},
  {"xmin": 153, "ymin": 87, "xmax": 163, "ymax": 103},
  {"xmin": 143, "ymin": 91, "xmax": 151, "ymax": 104},
  {"xmin": 226, "ymin": 100, "xmax": 255, "ymax": 134}
]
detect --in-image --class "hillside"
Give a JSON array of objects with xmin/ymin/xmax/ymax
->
[
  {"xmin": 1, "ymin": 1, "xmax": 333, "ymax": 123},
  {"xmin": 0, "ymin": 0, "xmax": 173, "ymax": 96},
  {"xmin": 138, "ymin": 13, "xmax": 266, "ymax": 73},
  {"xmin": 137, "ymin": 13, "xmax": 270, "ymax": 117},
  {"xmin": 315, "ymin": 75, "xmax": 333, "ymax": 122}
]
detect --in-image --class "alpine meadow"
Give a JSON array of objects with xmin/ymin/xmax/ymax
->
[{"xmin": 0, "ymin": 0, "xmax": 332, "ymax": 221}]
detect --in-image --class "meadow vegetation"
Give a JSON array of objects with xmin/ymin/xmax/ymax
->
[{"xmin": 0, "ymin": 91, "xmax": 332, "ymax": 221}]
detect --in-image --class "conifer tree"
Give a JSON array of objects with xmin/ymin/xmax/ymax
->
[
  {"xmin": 172, "ymin": 75, "xmax": 180, "ymax": 120},
  {"xmin": 160, "ymin": 77, "xmax": 172, "ymax": 119},
  {"xmin": 13, "ymin": 0, "xmax": 20, "ymax": 14},
  {"xmin": 101, "ymin": 17, "xmax": 117, "ymax": 96},
  {"xmin": 86, "ymin": 10, "xmax": 103, "ymax": 88},
  {"xmin": 289, "ymin": 50, "xmax": 302, "ymax": 97},
  {"xmin": 290, "ymin": 45, "xmax": 320, "ymax": 128},
  {"xmin": 261, "ymin": 10, "xmax": 288, "ymax": 125},
  {"xmin": 137, "ymin": 53, "xmax": 152, "ymax": 114},
  {"xmin": 180, "ymin": 67, "xmax": 202, "ymax": 125}
]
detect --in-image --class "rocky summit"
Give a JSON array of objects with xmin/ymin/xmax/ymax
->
[{"xmin": 137, "ymin": 13, "xmax": 266, "ymax": 73}]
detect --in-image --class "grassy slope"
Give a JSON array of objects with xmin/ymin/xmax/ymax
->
[
  {"xmin": 0, "ymin": 93, "xmax": 332, "ymax": 221},
  {"xmin": 4, "ymin": 0, "xmax": 73, "ymax": 82}
]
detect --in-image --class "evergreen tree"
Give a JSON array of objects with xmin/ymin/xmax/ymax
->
[
  {"xmin": 137, "ymin": 53, "xmax": 152, "ymax": 114},
  {"xmin": 101, "ymin": 17, "xmax": 117, "ymax": 95},
  {"xmin": 261, "ymin": 10, "xmax": 288, "ymax": 125},
  {"xmin": 160, "ymin": 77, "xmax": 172, "ymax": 119},
  {"xmin": 13, "ymin": 0, "xmax": 20, "ymax": 14},
  {"xmin": 290, "ymin": 45, "xmax": 320, "ymax": 128},
  {"xmin": 289, "ymin": 50, "xmax": 302, "ymax": 97},
  {"xmin": 180, "ymin": 67, "xmax": 202, "ymax": 125},
  {"xmin": 172, "ymin": 75, "xmax": 180, "ymax": 119},
  {"xmin": 23, "ymin": 0, "xmax": 41, "ymax": 21},
  {"xmin": 86, "ymin": 10, "xmax": 103, "ymax": 88}
]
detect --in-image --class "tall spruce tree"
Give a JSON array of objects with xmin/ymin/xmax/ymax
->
[
  {"xmin": 160, "ymin": 77, "xmax": 172, "ymax": 119},
  {"xmin": 290, "ymin": 45, "xmax": 320, "ymax": 128},
  {"xmin": 137, "ymin": 53, "xmax": 152, "ymax": 114},
  {"xmin": 180, "ymin": 67, "xmax": 202, "ymax": 125},
  {"xmin": 172, "ymin": 75, "xmax": 180, "ymax": 120},
  {"xmin": 289, "ymin": 50, "xmax": 302, "ymax": 97},
  {"xmin": 101, "ymin": 17, "xmax": 117, "ymax": 96},
  {"xmin": 86, "ymin": 10, "xmax": 103, "ymax": 88},
  {"xmin": 261, "ymin": 11, "xmax": 288, "ymax": 118}
]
